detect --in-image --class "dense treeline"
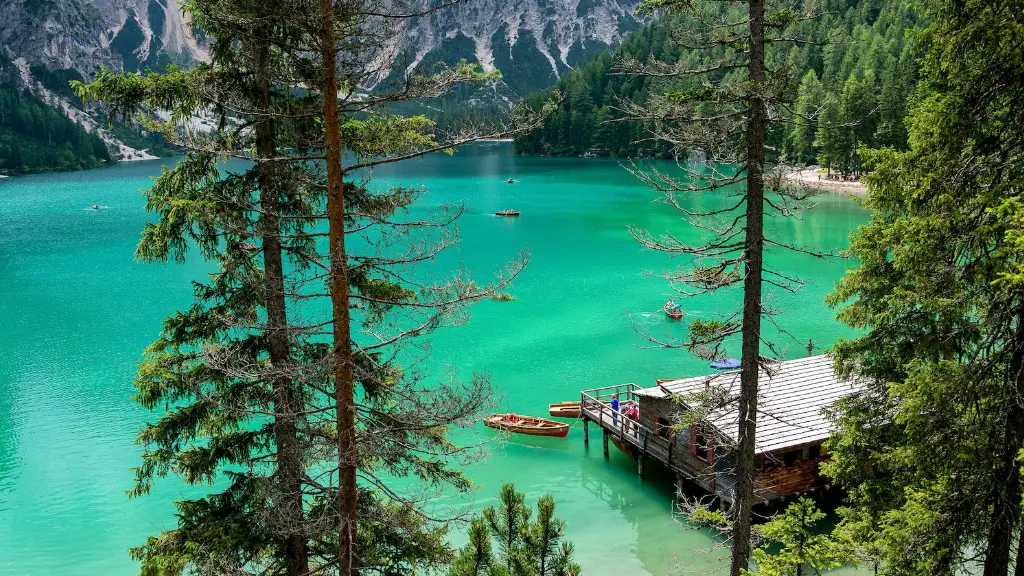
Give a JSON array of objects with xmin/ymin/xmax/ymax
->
[
  {"xmin": 0, "ymin": 59, "xmax": 110, "ymax": 174},
  {"xmin": 514, "ymin": 0, "xmax": 917, "ymax": 174}
]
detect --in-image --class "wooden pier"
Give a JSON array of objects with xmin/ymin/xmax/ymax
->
[
  {"xmin": 580, "ymin": 355, "xmax": 864, "ymax": 507},
  {"xmin": 580, "ymin": 383, "xmax": 721, "ymax": 497}
]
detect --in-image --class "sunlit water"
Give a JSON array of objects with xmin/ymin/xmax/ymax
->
[{"xmin": 0, "ymin": 143, "xmax": 868, "ymax": 575}]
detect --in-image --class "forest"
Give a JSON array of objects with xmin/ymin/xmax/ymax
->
[
  {"xmin": 5, "ymin": 0, "xmax": 1024, "ymax": 573},
  {"xmin": 0, "ymin": 57, "xmax": 110, "ymax": 175},
  {"xmin": 514, "ymin": 0, "xmax": 917, "ymax": 176}
]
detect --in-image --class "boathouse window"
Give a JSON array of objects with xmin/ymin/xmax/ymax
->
[
  {"xmin": 783, "ymin": 450, "xmax": 799, "ymax": 466},
  {"xmin": 656, "ymin": 416, "xmax": 672, "ymax": 439},
  {"xmin": 807, "ymin": 445, "xmax": 822, "ymax": 459},
  {"xmin": 692, "ymin": 427, "xmax": 711, "ymax": 461}
]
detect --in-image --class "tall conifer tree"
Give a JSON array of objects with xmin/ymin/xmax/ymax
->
[
  {"xmin": 825, "ymin": 0, "xmax": 1024, "ymax": 573},
  {"xmin": 617, "ymin": 1, "xmax": 830, "ymax": 573},
  {"xmin": 79, "ymin": 0, "xmax": 549, "ymax": 574}
]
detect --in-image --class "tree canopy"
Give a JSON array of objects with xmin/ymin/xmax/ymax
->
[
  {"xmin": 0, "ymin": 57, "xmax": 110, "ymax": 174},
  {"xmin": 514, "ymin": 0, "xmax": 917, "ymax": 176}
]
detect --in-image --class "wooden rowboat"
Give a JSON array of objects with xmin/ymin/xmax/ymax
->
[
  {"xmin": 664, "ymin": 303, "xmax": 683, "ymax": 319},
  {"xmin": 548, "ymin": 401, "xmax": 582, "ymax": 418},
  {"xmin": 495, "ymin": 209, "xmax": 521, "ymax": 217},
  {"xmin": 484, "ymin": 413, "xmax": 569, "ymax": 438}
]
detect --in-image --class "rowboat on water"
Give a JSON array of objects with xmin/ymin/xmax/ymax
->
[
  {"xmin": 664, "ymin": 301, "xmax": 684, "ymax": 319},
  {"xmin": 484, "ymin": 413, "xmax": 569, "ymax": 438},
  {"xmin": 495, "ymin": 209, "xmax": 521, "ymax": 217},
  {"xmin": 548, "ymin": 401, "xmax": 582, "ymax": 418}
]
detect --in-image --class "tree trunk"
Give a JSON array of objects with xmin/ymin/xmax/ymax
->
[
  {"xmin": 256, "ymin": 43, "xmax": 309, "ymax": 576},
  {"xmin": 319, "ymin": 2, "xmax": 358, "ymax": 574},
  {"xmin": 1014, "ymin": 527, "xmax": 1024, "ymax": 576},
  {"xmin": 982, "ymin": 310, "xmax": 1024, "ymax": 576},
  {"xmin": 729, "ymin": 0, "xmax": 766, "ymax": 574}
]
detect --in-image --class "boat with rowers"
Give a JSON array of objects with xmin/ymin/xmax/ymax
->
[
  {"xmin": 484, "ymin": 413, "xmax": 569, "ymax": 437},
  {"xmin": 495, "ymin": 209, "xmax": 521, "ymax": 217},
  {"xmin": 664, "ymin": 299, "xmax": 683, "ymax": 319}
]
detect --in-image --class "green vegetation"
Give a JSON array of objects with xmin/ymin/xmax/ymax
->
[
  {"xmin": 448, "ymin": 483, "xmax": 581, "ymax": 576},
  {"xmin": 77, "ymin": 0, "xmax": 543, "ymax": 574},
  {"xmin": 684, "ymin": 498, "xmax": 850, "ymax": 575},
  {"xmin": 824, "ymin": 0, "xmax": 1024, "ymax": 572},
  {"xmin": 0, "ymin": 58, "xmax": 109, "ymax": 174},
  {"xmin": 514, "ymin": 0, "xmax": 917, "ymax": 175}
]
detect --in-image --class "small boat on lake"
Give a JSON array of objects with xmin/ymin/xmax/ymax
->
[
  {"xmin": 484, "ymin": 413, "xmax": 569, "ymax": 437},
  {"xmin": 505, "ymin": 178, "xmax": 516, "ymax": 183},
  {"xmin": 495, "ymin": 209, "xmax": 521, "ymax": 217},
  {"xmin": 664, "ymin": 300, "xmax": 683, "ymax": 319},
  {"xmin": 548, "ymin": 401, "xmax": 582, "ymax": 418}
]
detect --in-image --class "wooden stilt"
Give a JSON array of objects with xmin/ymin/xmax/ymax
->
[
  {"xmin": 638, "ymin": 455, "xmax": 645, "ymax": 477},
  {"xmin": 583, "ymin": 418, "xmax": 589, "ymax": 445},
  {"xmin": 602, "ymin": 430, "xmax": 609, "ymax": 459}
]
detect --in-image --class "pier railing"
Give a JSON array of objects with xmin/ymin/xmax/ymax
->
[{"xmin": 580, "ymin": 384, "xmax": 674, "ymax": 473}]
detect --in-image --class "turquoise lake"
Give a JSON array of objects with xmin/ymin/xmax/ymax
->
[{"xmin": 0, "ymin": 143, "xmax": 869, "ymax": 575}]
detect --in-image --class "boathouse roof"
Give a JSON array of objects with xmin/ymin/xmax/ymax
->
[{"xmin": 634, "ymin": 355, "xmax": 861, "ymax": 455}]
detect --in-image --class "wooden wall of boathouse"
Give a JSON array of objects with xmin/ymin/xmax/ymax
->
[{"xmin": 636, "ymin": 394, "xmax": 831, "ymax": 504}]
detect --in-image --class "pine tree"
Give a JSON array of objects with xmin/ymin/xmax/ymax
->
[
  {"xmin": 617, "ymin": 1, "xmax": 832, "ymax": 573},
  {"xmin": 747, "ymin": 498, "xmax": 851, "ymax": 576},
  {"xmin": 449, "ymin": 483, "xmax": 581, "ymax": 576},
  {"xmin": 77, "ymin": 0, "xmax": 550, "ymax": 574},
  {"xmin": 789, "ymin": 71, "xmax": 825, "ymax": 164},
  {"xmin": 824, "ymin": 0, "xmax": 1024, "ymax": 572}
]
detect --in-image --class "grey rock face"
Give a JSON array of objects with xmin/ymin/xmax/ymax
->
[
  {"xmin": 3, "ymin": 0, "xmax": 639, "ymax": 94},
  {"xmin": 0, "ymin": 0, "xmax": 204, "ymax": 78}
]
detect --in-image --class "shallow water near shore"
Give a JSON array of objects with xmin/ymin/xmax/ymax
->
[{"xmin": 0, "ymin": 143, "xmax": 868, "ymax": 575}]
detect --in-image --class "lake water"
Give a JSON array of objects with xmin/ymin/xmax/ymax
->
[{"xmin": 0, "ymin": 143, "xmax": 868, "ymax": 575}]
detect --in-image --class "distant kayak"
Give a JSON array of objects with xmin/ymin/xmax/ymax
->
[
  {"xmin": 495, "ymin": 209, "xmax": 521, "ymax": 217},
  {"xmin": 710, "ymin": 358, "xmax": 741, "ymax": 370}
]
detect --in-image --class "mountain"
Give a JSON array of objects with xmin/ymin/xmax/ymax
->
[
  {"xmin": 0, "ymin": 54, "xmax": 111, "ymax": 174},
  {"xmin": 382, "ymin": 0, "xmax": 642, "ymax": 96},
  {"xmin": 0, "ymin": 0, "xmax": 645, "ymax": 172},
  {"xmin": 0, "ymin": 0, "xmax": 203, "ymax": 79},
  {"xmin": 3, "ymin": 0, "xmax": 641, "ymax": 96}
]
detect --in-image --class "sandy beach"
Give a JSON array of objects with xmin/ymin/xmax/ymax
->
[{"xmin": 784, "ymin": 167, "xmax": 867, "ymax": 197}]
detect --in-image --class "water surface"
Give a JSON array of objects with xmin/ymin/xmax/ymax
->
[{"xmin": 0, "ymin": 144, "xmax": 868, "ymax": 575}]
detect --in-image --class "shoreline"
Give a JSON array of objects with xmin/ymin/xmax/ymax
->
[{"xmin": 783, "ymin": 168, "xmax": 867, "ymax": 197}]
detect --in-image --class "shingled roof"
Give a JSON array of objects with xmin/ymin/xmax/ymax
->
[{"xmin": 634, "ymin": 355, "xmax": 862, "ymax": 454}]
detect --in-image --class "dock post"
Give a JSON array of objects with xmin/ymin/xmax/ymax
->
[
  {"xmin": 602, "ymin": 430, "xmax": 609, "ymax": 459},
  {"xmin": 583, "ymin": 419, "xmax": 589, "ymax": 445},
  {"xmin": 637, "ymin": 455, "xmax": 644, "ymax": 478}
]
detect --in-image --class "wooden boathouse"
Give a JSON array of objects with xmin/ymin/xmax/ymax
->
[{"xmin": 579, "ymin": 355, "xmax": 861, "ymax": 505}]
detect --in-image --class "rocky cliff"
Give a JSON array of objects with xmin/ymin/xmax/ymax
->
[
  {"xmin": 2, "ymin": 0, "xmax": 640, "ymax": 95},
  {"xmin": 0, "ymin": 0, "xmax": 203, "ymax": 78},
  {"xmin": 385, "ymin": 0, "xmax": 642, "ymax": 95}
]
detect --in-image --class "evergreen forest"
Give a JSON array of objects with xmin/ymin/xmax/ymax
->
[
  {"xmin": 0, "ymin": 57, "xmax": 110, "ymax": 175},
  {"xmin": 514, "ymin": 0, "xmax": 917, "ymax": 175}
]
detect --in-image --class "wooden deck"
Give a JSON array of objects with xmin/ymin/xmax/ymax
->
[
  {"xmin": 580, "ymin": 383, "xmax": 731, "ymax": 503},
  {"xmin": 581, "ymin": 385, "xmax": 683, "ymax": 479}
]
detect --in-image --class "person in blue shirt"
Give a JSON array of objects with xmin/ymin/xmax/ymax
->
[{"xmin": 611, "ymin": 397, "xmax": 619, "ymax": 424}]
